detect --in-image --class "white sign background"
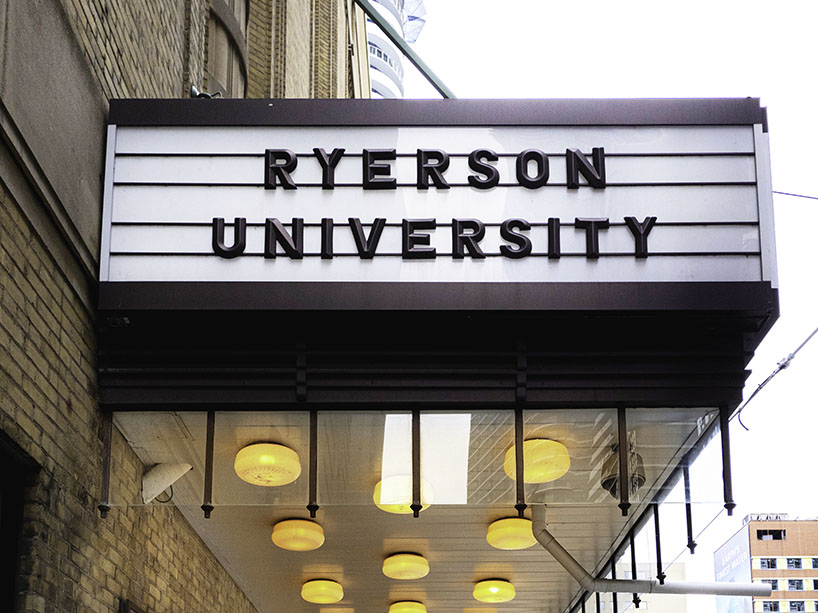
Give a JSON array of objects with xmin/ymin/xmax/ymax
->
[{"xmin": 100, "ymin": 123, "xmax": 775, "ymax": 285}]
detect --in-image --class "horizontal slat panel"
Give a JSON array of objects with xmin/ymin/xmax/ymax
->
[
  {"xmin": 106, "ymin": 253, "xmax": 762, "ymax": 282},
  {"xmin": 110, "ymin": 183, "xmax": 761, "ymax": 224},
  {"xmin": 114, "ymin": 125, "xmax": 756, "ymax": 155},
  {"xmin": 113, "ymin": 153, "xmax": 757, "ymax": 185},
  {"xmin": 109, "ymin": 223, "xmax": 760, "ymax": 255}
]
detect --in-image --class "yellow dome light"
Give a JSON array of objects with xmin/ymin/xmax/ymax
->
[
  {"xmin": 301, "ymin": 579, "xmax": 343, "ymax": 604},
  {"xmin": 389, "ymin": 601, "xmax": 427, "ymax": 613},
  {"xmin": 372, "ymin": 476, "xmax": 433, "ymax": 514},
  {"xmin": 271, "ymin": 519, "xmax": 324, "ymax": 551},
  {"xmin": 382, "ymin": 553, "xmax": 430, "ymax": 580},
  {"xmin": 234, "ymin": 443, "xmax": 301, "ymax": 486},
  {"xmin": 486, "ymin": 517, "xmax": 537, "ymax": 550},
  {"xmin": 503, "ymin": 439, "xmax": 570, "ymax": 483},
  {"xmin": 473, "ymin": 579, "xmax": 516, "ymax": 603}
]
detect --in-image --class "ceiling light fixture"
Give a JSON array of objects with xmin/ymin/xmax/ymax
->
[
  {"xmin": 503, "ymin": 438, "xmax": 570, "ymax": 483},
  {"xmin": 473, "ymin": 579, "xmax": 516, "ymax": 603},
  {"xmin": 372, "ymin": 476, "xmax": 432, "ymax": 514},
  {"xmin": 486, "ymin": 517, "xmax": 537, "ymax": 550},
  {"xmin": 301, "ymin": 579, "xmax": 343, "ymax": 604},
  {"xmin": 389, "ymin": 601, "xmax": 427, "ymax": 613},
  {"xmin": 271, "ymin": 518, "xmax": 325, "ymax": 551},
  {"xmin": 234, "ymin": 442, "xmax": 301, "ymax": 486},
  {"xmin": 382, "ymin": 553, "xmax": 430, "ymax": 580},
  {"xmin": 600, "ymin": 443, "xmax": 646, "ymax": 498}
]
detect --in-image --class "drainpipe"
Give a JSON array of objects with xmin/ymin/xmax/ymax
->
[{"xmin": 531, "ymin": 506, "xmax": 770, "ymax": 598}]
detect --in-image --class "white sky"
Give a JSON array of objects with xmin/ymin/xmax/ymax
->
[{"xmin": 402, "ymin": 2, "xmax": 818, "ymax": 609}]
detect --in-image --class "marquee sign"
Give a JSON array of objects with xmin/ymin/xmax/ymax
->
[{"xmin": 99, "ymin": 98, "xmax": 776, "ymax": 310}]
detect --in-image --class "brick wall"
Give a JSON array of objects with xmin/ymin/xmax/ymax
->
[
  {"xmin": 57, "ymin": 0, "xmax": 194, "ymax": 99},
  {"xmin": 0, "ymin": 183, "xmax": 256, "ymax": 612}
]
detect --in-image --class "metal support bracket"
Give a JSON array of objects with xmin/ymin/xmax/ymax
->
[
  {"xmin": 201, "ymin": 410, "xmax": 215, "ymax": 518},
  {"xmin": 98, "ymin": 412, "xmax": 113, "ymax": 518},
  {"xmin": 307, "ymin": 410, "xmax": 319, "ymax": 518}
]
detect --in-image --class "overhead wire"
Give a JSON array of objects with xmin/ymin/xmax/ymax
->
[
  {"xmin": 734, "ymin": 325, "xmax": 818, "ymax": 430},
  {"xmin": 772, "ymin": 191, "xmax": 818, "ymax": 201}
]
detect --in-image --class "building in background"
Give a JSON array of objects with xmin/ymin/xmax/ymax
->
[
  {"xmin": 365, "ymin": 0, "xmax": 426, "ymax": 97},
  {"xmin": 716, "ymin": 515, "xmax": 818, "ymax": 613},
  {"xmin": 0, "ymin": 1, "xmax": 366, "ymax": 610}
]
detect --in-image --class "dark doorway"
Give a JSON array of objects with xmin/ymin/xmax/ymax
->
[{"xmin": 0, "ymin": 430, "xmax": 38, "ymax": 611}]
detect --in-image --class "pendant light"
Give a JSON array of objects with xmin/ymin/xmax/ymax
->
[
  {"xmin": 486, "ymin": 517, "xmax": 536, "ymax": 550},
  {"xmin": 382, "ymin": 553, "xmax": 430, "ymax": 580},
  {"xmin": 301, "ymin": 579, "xmax": 343, "ymax": 604},
  {"xmin": 503, "ymin": 439, "xmax": 570, "ymax": 483},
  {"xmin": 234, "ymin": 443, "xmax": 301, "ymax": 486},
  {"xmin": 473, "ymin": 579, "xmax": 516, "ymax": 603},
  {"xmin": 271, "ymin": 518, "xmax": 324, "ymax": 551}
]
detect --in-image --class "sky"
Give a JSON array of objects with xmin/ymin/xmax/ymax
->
[{"xmin": 400, "ymin": 1, "xmax": 818, "ymax": 608}]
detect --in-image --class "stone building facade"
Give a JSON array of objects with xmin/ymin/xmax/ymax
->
[{"xmin": 0, "ymin": 1, "xmax": 368, "ymax": 611}]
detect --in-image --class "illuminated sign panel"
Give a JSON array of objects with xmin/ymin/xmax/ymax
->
[{"xmin": 99, "ymin": 99, "xmax": 776, "ymax": 309}]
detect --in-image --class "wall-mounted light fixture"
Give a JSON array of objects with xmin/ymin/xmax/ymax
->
[
  {"xmin": 473, "ymin": 578, "xmax": 516, "ymax": 603},
  {"xmin": 234, "ymin": 443, "xmax": 301, "ymax": 486},
  {"xmin": 503, "ymin": 439, "xmax": 570, "ymax": 483},
  {"xmin": 301, "ymin": 579, "xmax": 343, "ymax": 604},
  {"xmin": 141, "ymin": 463, "xmax": 192, "ymax": 504},
  {"xmin": 271, "ymin": 518, "xmax": 325, "ymax": 551},
  {"xmin": 486, "ymin": 517, "xmax": 536, "ymax": 550}
]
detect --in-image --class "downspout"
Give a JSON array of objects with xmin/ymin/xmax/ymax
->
[{"xmin": 531, "ymin": 505, "xmax": 770, "ymax": 598}]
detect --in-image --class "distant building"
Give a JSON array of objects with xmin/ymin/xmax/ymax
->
[
  {"xmin": 365, "ymin": 0, "xmax": 426, "ymax": 97},
  {"xmin": 715, "ymin": 515, "xmax": 818, "ymax": 613}
]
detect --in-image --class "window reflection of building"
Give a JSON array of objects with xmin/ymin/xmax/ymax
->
[{"xmin": 206, "ymin": 0, "xmax": 248, "ymax": 98}]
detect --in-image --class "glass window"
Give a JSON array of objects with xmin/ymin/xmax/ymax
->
[
  {"xmin": 762, "ymin": 603, "xmax": 779, "ymax": 612},
  {"xmin": 812, "ymin": 558, "xmax": 818, "ymax": 569},
  {"xmin": 763, "ymin": 579, "xmax": 778, "ymax": 590},
  {"xmin": 757, "ymin": 529, "xmax": 786, "ymax": 540},
  {"xmin": 789, "ymin": 602, "xmax": 805, "ymax": 612},
  {"xmin": 788, "ymin": 579, "xmax": 804, "ymax": 591},
  {"xmin": 787, "ymin": 558, "xmax": 803, "ymax": 569},
  {"xmin": 761, "ymin": 558, "xmax": 778, "ymax": 569}
]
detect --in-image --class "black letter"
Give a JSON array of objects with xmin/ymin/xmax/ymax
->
[
  {"xmin": 452, "ymin": 219, "xmax": 486, "ymax": 259},
  {"xmin": 566, "ymin": 147, "xmax": 606, "ymax": 189},
  {"xmin": 212, "ymin": 217, "xmax": 246, "ymax": 258},
  {"xmin": 264, "ymin": 218, "xmax": 304, "ymax": 259},
  {"xmin": 548, "ymin": 217, "xmax": 561, "ymax": 259},
  {"xmin": 321, "ymin": 218, "xmax": 334, "ymax": 259},
  {"xmin": 499, "ymin": 219, "xmax": 531, "ymax": 258},
  {"xmin": 402, "ymin": 219, "xmax": 436, "ymax": 259},
  {"xmin": 624, "ymin": 216, "xmax": 657, "ymax": 258},
  {"xmin": 348, "ymin": 218, "xmax": 387, "ymax": 259},
  {"xmin": 313, "ymin": 148, "xmax": 345, "ymax": 189},
  {"xmin": 468, "ymin": 149, "xmax": 500, "ymax": 189},
  {"xmin": 264, "ymin": 149, "xmax": 297, "ymax": 189},
  {"xmin": 574, "ymin": 218, "xmax": 610, "ymax": 259},
  {"xmin": 515, "ymin": 149, "xmax": 550, "ymax": 188},
  {"xmin": 417, "ymin": 149, "xmax": 450, "ymax": 189},
  {"xmin": 363, "ymin": 149, "xmax": 397, "ymax": 189}
]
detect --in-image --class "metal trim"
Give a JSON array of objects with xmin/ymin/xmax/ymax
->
[
  {"xmin": 99, "ymin": 125, "xmax": 117, "ymax": 282},
  {"xmin": 107, "ymin": 98, "xmax": 767, "ymax": 127},
  {"xmin": 98, "ymin": 281, "xmax": 778, "ymax": 316}
]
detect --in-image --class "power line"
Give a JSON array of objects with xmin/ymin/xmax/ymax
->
[
  {"xmin": 734, "ymin": 325, "xmax": 818, "ymax": 430},
  {"xmin": 773, "ymin": 191, "xmax": 818, "ymax": 201}
]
